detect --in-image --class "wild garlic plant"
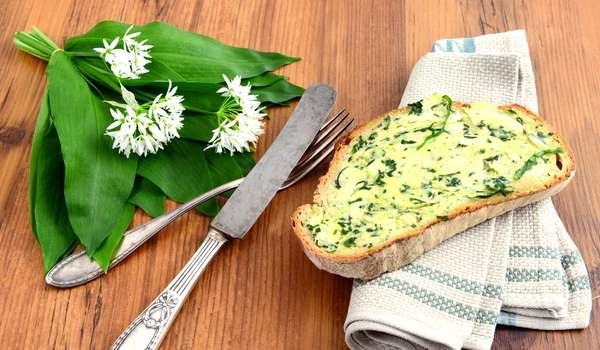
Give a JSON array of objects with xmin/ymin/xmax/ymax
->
[
  {"xmin": 94, "ymin": 26, "xmax": 152, "ymax": 80},
  {"xmin": 105, "ymin": 82, "xmax": 185, "ymax": 157},
  {"xmin": 206, "ymin": 74, "xmax": 267, "ymax": 154}
]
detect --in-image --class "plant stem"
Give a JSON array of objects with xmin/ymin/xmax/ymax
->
[{"xmin": 14, "ymin": 27, "xmax": 60, "ymax": 61}]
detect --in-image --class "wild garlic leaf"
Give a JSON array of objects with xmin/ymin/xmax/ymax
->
[
  {"xmin": 204, "ymin": 149, "xmax": 252, "ymax": 198},
  {"xmin": 137, "ymin": 138, "xmax": 220, "ymax": 216},
  {"xmin": 47, "ymin": 51, "xmax": 138, "ymax": 252},
  {"xmin": 128, "ymin": 177, "xmax": 166, "ymax": 217},
  {"xmin": 252, "ymin": 77, "xmax": 305, "ymax": 105},
  {"xmin": 92, "ymin": 203, "xmax": 136, "ymax": 271},
  {"xmin": 178, "ymin": 113, "xmax": 219, "ymax": 142},
  {"xmin": 65, "ymin": 21, "xmax": 300, "ymax": 84},
  {"xmin": 29, "ymin": 91, "xmax": 78, "ymax": 273},
  {"xmin": 245, "ymin": 72, "xmax": 284, "ymax": 87}
]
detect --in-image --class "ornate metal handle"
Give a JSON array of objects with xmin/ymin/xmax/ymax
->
[
  {"xmin": 111, "ymin": 228, "xmax": 228, "ymax": 350},
  {"xmin": 45, "ymin": 178, "xmax": 244, "ymax": 288}
]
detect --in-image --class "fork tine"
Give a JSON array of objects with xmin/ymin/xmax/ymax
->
[
  {"xmin": 312, "ymin": 109, "xmax": 350, "ymax": 145},
  {"xmin": 296, "ymin": 110, "xmax": 349, "ymax": 164},
  {"xmin": 283, "ymin": 113, "xmax": 354, "ymax": 188},
  {"xmin": 294, "ymin": 114, "xmax": 353, "ymax": 170},
  {"xmin": 319, "ymin": 109, "xmax": 347, "ymax": 132},
  {"xmin": 281, "ymin": 143, "xmax": 337, "ymax": 189}
]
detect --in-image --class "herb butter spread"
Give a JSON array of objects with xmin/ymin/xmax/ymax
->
[{"xmin": 299, "ymin": 94, "xmax": 570, "ymax": 256}]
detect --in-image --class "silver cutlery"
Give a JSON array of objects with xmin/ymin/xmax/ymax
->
[
  {"xmin": 109, "ymin": 84, "xmax": 336, "ymax": 349},
  {"xmin": 45, "ymin": 108, "xmax": 352, "ymax": 288}
]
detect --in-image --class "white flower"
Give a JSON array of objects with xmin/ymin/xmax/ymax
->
[
  {"xmin": 206, "ymin": 74, "xmax": 266, "ymax": 154},
  {"xmin": 93, "ymin": 26, "xmax": 152, "ymax": 80},
  {"xmin": 105, "ymin": 82, "xmax": 185, "ymax": 157}
]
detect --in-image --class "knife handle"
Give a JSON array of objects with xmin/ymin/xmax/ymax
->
[
  {"xmin": 111, "ymin": 228, "xmax": 228, "ymax": 350},
  {"xmin": 45, "ymin": 178, "xmax": 244, "ymax": 288}
]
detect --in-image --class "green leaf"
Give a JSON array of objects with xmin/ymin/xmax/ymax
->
[
  {"xmin": 129, "ymin": 177, "xmax": 166, "ymax": 217},
  {"xmin": 130, "ymin": 81, "xmax": 224, "ymax": 114},
  {"xmin": 72, "ymin": 59, "xmax": 301, "ymax": 113},
  {"xmin": 231, "ymin": 152, "xmax": 256, "ymax": 175},
  {"xmin": 206, "ymin": 151, "xmax": 255, "ymax": 198},
  {"xmin": 29, "ymin": 91, "xmax": 79, "ymax": 273},
  {"xmin": 244, "ymin": 72, "xmax": 283, "ymax": 87},
  {"xmin": 91, "ymin": 203, "xmax": 136, "ymax": 271},
  {"xmin": 137, "ymin": 138, "xmax": 219, "ymax": 216},
  {"xmin": 179, "ymin": 112, "xmax": 218, "ymax": 142},
  {"xmin": 253, "ymin": 78, "xmax": 304, "ymax": 104},
  {"xmin": 205, "ymin": 150, "xmax": 244, "ymax": 185},
  {"xmin": 47, "ymin": 51, "xmax": 138, "ymax": 252},
  {"xmin": 65, "ymin": 21, "xmax": 300, "ymax": 84}
]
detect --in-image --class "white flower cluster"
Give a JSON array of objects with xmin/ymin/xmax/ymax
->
[
  {"xmin": 94, "ymin": 26, "xmax": 152, "ymax": 80},
  {"xmin": 105, "ymin": 82, "xmax": 185, "ymax": 157},
  {"xmin": 206, "ymin": 75, "xmax": 266, "ymax": 154}
]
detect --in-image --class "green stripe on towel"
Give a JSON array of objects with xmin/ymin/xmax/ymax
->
[
  {"xmin": 401, "ymin": 264, "xmax": 503, "ymax": 298},
  {"xmin": 356, "ymin": 276, "xmax": 498, "ymax": 325}
]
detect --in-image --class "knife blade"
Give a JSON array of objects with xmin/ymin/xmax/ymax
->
[
  {"xmin": 111, "ymin": 83, "xmax": 336, "ymax": 350},
  {"xmin": 211, "ymin": 83, "xmax": 336, "ymax": 238}
]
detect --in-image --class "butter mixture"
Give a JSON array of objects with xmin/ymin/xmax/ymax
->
[{"xmin": 302, "ymin": 94, "xmax": 568, "ymax": 256}]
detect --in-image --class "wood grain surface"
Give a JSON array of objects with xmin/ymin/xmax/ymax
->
[{"xmin": 1, "ymin": 0, "xmax": 599, "ymax": 349}]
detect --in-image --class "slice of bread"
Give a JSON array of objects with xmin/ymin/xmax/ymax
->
[{"xmin": 292, "ymin": 94, "xmax": 575, "ymax": 279}]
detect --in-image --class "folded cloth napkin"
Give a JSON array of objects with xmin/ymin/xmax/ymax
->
[{"xmin": 344, "ymin": 30, "xmax": 592, "ymax": 350}]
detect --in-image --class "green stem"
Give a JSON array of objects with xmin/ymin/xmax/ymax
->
[
  {"xmin": 67, "ymin": 51, "xmax": 102, "ymax": 58},
  {"xmin": 14, "ymin": 27, "xmax": 60, "ymax": 62}
]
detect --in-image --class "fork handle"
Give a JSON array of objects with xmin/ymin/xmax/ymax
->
[
  {"xmin": 45, "ymin": 178, "xmax": 244, "ymax": 288},
  {"xmin": 111, "ymin": 228, "xmax": 228, "ymax": 350}
]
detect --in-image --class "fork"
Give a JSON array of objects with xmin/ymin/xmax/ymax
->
[{"xmin": 45, "ymin": 110, "xmax": 353, "ymax": 288}]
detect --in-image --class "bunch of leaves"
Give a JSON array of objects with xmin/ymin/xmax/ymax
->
[{"xmin": 17, "ymin": 21, "xmax": 304, "ymax": 273}]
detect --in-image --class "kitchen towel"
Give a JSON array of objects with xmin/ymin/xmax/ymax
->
[{"xmin": 344, "ymin": 30, "xmax": 592, "ymax": 350}]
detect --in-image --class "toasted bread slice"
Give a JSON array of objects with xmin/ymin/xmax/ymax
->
[{"xmin": 292, "ymin": 94, "xmax": 574, "ymax": 279}]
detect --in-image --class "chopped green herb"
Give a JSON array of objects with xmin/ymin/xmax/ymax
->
[
  {"xmin": 374, "ymin": 170, "xmax": 386, "ymax": 186},
  {"xmin": 408, "ymin": 100, "xmax": 423, "ymax": 115},
  {"xmin": 334, "ymin": 166, "xmax": 348, "ymax": 189},
  {"xmin": 437, "ymin": 171, "xmax": 460, "ymax": 178},
  {"xmin": 351, "ymin": 136, "xmax": 367, "ymax": 154},
  {"xmin": 306, "ymin": 224, "xmax": 321, "ymax": 234},
  {"xmin": 337, "ymin": 216, "xmax": 352, "ymax": 235},
  {"xmin": 384, "ymin": 159, "xmax": 397, "ymax": 176},
  {"xmin": 401, "ymin": 139, "xmax": 416, "ymax": 144},
  {"xmin": 514, "ymin": 148, "xmax": 563, "ymax": 180},
  {"xmin": 436, "ymin": 215, "xmax": 449, "ymax": 221},
  {"xmin": 516, "ymin": 116, "xmax": 524, "ymax": 124},
  {"xmin": 475, "ymin": 176, "xmax": 512, "ymax": 198},
  {"xmin": 484, "ymin": 154, "xmax": 500, "ymax": 162},
  {"xmin": 380, "ymin": 115, "xmax": 391, "ymax": 130},
  {"xmin": 416, "ymin": 95, "xmax": 453, "ymax": 150},
  {"xmin": 348, "ymin": 198, "xmax": 362, "ymax": 204},
  {"xmin": 355, "ymin": 180, "xmax": 371, "ymax": 190},
  {"xmin": 343, "ymin": 237, "xmax": 357, "ymax": 248},
  {"xmin": 487, "ymin": 125, "xmax": 515, "ymax": 141},
  {"xmin": 445, "ymin": 177, "xmax": 461, "ymax": 187},
  {"xmin": 394, "ymin": 131, "xmax": 408, "ymax": 138},
  {"xmin": 410, "ymin": 197, "xmax": 426, "ymax": 204}
]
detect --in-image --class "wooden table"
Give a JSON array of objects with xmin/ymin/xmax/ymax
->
[{"xmin": 1, "ymin": 0, "xmax": 598, "ymax": 348}]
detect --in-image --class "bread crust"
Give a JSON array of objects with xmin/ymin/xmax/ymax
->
[{"xmin": 291, "ymin": 102, "xmax": 575, "ymax": 279}]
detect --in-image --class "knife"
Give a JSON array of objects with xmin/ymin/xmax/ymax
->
[{"xmin": 111, "ymin": 83, "xmax": 335, "ymax": 350}]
